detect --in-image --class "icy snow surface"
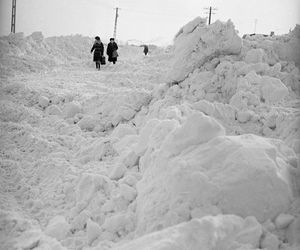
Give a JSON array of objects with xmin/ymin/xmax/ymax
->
[{"xmin": 0, "ymin": 19, "xmax": 300, "ymax": 250}]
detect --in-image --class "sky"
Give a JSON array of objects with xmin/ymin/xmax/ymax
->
[{"xmin": 0, "ymin": 0, "xmax": 299, "ymax": 45}]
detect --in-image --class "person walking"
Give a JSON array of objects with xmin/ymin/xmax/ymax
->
[
  {"xmin": 106, "ymin": 38, "xmax": 118, "ymax": 64},
  {"xmin": 91, "ymin": 36, "xmax": 104, "ymax": 70},
  {"xmin": 143, "ymin": 45, "xmax": 149, "ymax": 55}
]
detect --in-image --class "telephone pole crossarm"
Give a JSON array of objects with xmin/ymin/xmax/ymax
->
[{"xmin": 204, "ymin": 6, "xmax": 217, "ymax": 25}]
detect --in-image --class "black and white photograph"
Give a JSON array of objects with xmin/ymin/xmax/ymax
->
[{"xmin": 0, "ymin": 0, "xmax": 299, "ymax": 249}]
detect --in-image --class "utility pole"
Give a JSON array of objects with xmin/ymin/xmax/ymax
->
[
  {"xmin": 204, "ymin": 6, "xmax": 217, "ymax": 25},
  {"xmin": 254, "ymin": 19, "xmax": 258, "ymax": 33},
  {"xmin": 113, "ymin": 7, "xmax": 119, "ymax": 39},
  {"xmin": 11, "ymin": 0, "xmax": 17, "ymax": 33}
]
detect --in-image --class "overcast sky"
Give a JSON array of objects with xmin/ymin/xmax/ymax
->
[{"xmin": 0, "ymin": 0, "xmax": 299, "ymax": 45}]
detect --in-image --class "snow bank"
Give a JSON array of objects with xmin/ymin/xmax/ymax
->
[
  {"xmin": 0, "ymin": 32, "xmax": 93, "ymax": 75},
  {"xmin": 167, "ymin": 18, "xmax": 242, "ymax": 83},
  {"xmin": 274, "ymin": 25, "xmax": 300, "ymax": 67},
  {"xmin": 1, "ymin": 14, "xmax": 299, "ymax": 250}
]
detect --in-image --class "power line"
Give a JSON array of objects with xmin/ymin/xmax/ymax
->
[{"xmin": 120, "ymin": 7, "xmax": 189, "ymax": 21}]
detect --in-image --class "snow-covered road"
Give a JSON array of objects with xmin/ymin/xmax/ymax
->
[{"xmin": 1, "ymin": 21, "xmax": 300, "ymax": 250}]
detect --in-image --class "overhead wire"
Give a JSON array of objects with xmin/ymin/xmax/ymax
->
[{"xmin": 115, "ymin": 7, "xmax": 194, "ymax": 21}]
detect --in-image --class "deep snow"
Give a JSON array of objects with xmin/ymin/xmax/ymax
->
[{"xmin": 0, "ymin": 18, "xmax": 299, "ymax": 250}]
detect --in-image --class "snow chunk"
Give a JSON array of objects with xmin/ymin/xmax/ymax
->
[
  {"xmin": 119, "ymin": 183, "xmax": 137, "ymax": 202},
  {"xmin": 71, "ymin": 210, "xmax": 91, "ymax": 231},
  {"xmin": 260, "ymin": 232, "xmax": 280, "ymax": 250},
  {"xmin": 237, "ymin": 110, "xmax": 253, "ymax": 123},
  {"xmin": 244, "ymin": 48, "xmax": 265, "ymax": 63},
  {"xmin": 111, "ymin": 123, "xmax": 137, "ymax": 140},
  {"xmin": 109, "ymin": 163, "xmax": 127, "ymax": 180},
  {"xmin": 113, "ymin": 135, "xmax": 139, "ymax": 155},
  {"xmin": 38, "ymin": 96, "xmax": 50, "ymax": 108},
  {"xmin": 193, "ymin": 100, "xmax": 215, "ymax": 116},
  {"xmin": 87, "ymin": 219, "xmax": 102, "ymax": 245},
  {"xmin": 274, "ymin": 213, "xmax": 295, "ymax": 229},
  {"xmin": 62, "ymin": 101, "xmax": 82, "ymax": 118},
  {"xmin": 75, "ymin": 174, "xmax": 112, "ymax": 210},
  {"xmin": 77, "ymin": 115, "xmax": 98, "ymax": 131},
  {"xmin": 260, "ymin": 76, "xmax": 289, "ymax": 104},
  {"xmin": 134, "ymin": 119, "xmax": 161, "ymax": 156},
  {"xmin": 45, "ymin": 216, "xmax": 70, "ymax": 241},
  {"xmin": 77, "ymin": 139, "xmax": 116, "ymax": 163},
  {"xmin": 102, "ymin": 213, "xmax": 135, "ymax": 235},
  {"xmin": 160, "ymin": 112, "xmax": 225, "ymax": 157},
  {"xmin": 120, "ymin": 150, "xmax": 139, "ymax": 168},
  {"xmin": 114, "ymin": 215, "xmax": 262, "ymax": 250},
  {"xmin": 45, "ymin": 105, "xmax": 62, "ymax": 116}
]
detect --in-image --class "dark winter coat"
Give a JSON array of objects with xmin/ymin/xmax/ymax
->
[
  {"xmin": 91, "ymin": 41, "xmax": 104, "ymax": 62},
  {"xmin": 143, "ymin": 45, "xmax": 149, "ymax": 55},
  {"xmin": 106, "ymin": 42, "xmax": 118, "ymax": 62}
]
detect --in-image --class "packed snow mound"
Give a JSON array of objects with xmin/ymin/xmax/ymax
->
[
  {"xmin": 114, "ymin": 214, "xmax": 262, "ymax": 250},
  {"xmin": 167, "ymin": 17, "xmax": 242, "ymax": 83},
  {"xmin": 0, "ymin": 32, "xmax": 93, "ymax": 75},
  {"xmin": 274, "ymin": 25, "xmax": 300, "ymax": 68},
  {"xmin": 1, "ymin": 14, "xmax": 299, "ymax": 250},
  {"xmin": 155, "ymin": 19, "xmax": 300, "ymax": 154},
  {"xmin": 135, "ymin": 113, "xmax": 293, "ymax": 235},
  {"xmin": 0, "ymin": 210, "xmax": 67, "ymax": 250},
  {"xmin": 242, "ymin": 25, "xmax": 300, "ymax": 68}
]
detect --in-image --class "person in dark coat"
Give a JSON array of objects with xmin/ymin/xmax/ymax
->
[
  {"xmin": 106, "ymin": 38, "xmax": 118, "ymax": 64},
  {"xmin": 143, "ymin": 45, "xmax": 149, "ymax": 55},
  {"xmin": 91, "ymin": 36, "xmax": 104, "ymax": 70}
]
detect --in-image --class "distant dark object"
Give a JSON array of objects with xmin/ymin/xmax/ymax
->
[
  {"xmin": 95, "ymin": 36, "xmax": 100, "ymax": 41},
  {"xmin": 242, "ymin": 32, "xmax": 275, "ymax": 39},
  {"xmin": 143, "ymin": 45, "xmax": 149, "ymax": 55},
  {"xmin": 110, "ymin": 38, "xmax": 115, "ymax": 41}
]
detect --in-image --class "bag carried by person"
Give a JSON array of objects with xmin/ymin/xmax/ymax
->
[
  {"xmin": 101, "ymin": 56, "xmax": 106, "ymax": 65},
  {"xmin": 112, "ymin": 50, "xmax": 118, "ymax": 58}
]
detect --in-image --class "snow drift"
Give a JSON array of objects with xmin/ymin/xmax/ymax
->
[{"xmin": 0, "ymin": 16, "xmax": 299, "ymax": 250}]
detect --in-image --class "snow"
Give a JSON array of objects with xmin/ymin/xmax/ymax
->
[
  {"xmin": 0, "ymin": 17, "xmax": 299, "ymax": 250},
  {"xmin": 45, "ymin": 215, "xmax": 71, "ymax": 241},
  {"xmin": 114, "ymin": 215, "xmax": 263, "ymax": 250}
]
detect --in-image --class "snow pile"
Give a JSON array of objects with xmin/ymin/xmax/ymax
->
[
  {"xmin": 0, "ymin": 210, "xmax": 67, "ymax": 250},
  {"xmin": 0, "ymin": 16, "xmax": 299, "ymax": 250},
  {"xmin": 167, "ymin": 17, "xmax": 242, "ymax": 83},
  {"xmin": 0, "ymin": 32, "xmax": 93, "ymax": 75},
  {"xmin": 162, "ymin": 18, "xmax": 299, "ymax": 152},
  {"xmin": 274, "ymin": 25, "xmax": 300, "ymax": 67},
  {"xmin": 133, "ymin": 111, "xmax": 293, "ymax": 235}
]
